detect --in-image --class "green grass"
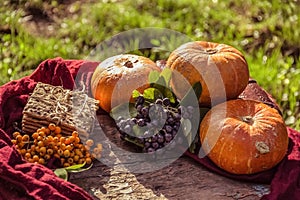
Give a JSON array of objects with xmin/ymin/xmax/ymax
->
[{"xmin": 0, "ymin": 0, "xmax": 299, "ymax": 130}]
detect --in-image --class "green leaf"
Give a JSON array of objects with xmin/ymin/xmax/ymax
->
[
  {"xmin": 148, "ymin": 70, "xmax": 160, "ymax": 83},
  {"xmin": 54, "ymin": 168, "xmax": 68, "ymax": 180},
  {"xmin": 180, "ymin": 82, "xmax": 202, "ymax": 107},
  {"xmin": 67, "ymin": 163, "xmax": 94, "ymax": 173},
  {"xmin": 143, "ymin": 88, "xmax": 163, "ymax": 101},
  {"xmin": 132, "ymin": 124, "xmax": 146, "ymax": 137},
  {"xmin": 163, "ymin": 87, "xmax": 176, "ymax": 103},
  {"xmin": 132, "ymin": 90, "xmax": 141, "ymax": 99},
  {"xmin": 64, "ymin": 162, "xmax": 86, "ymax": 170},
  {"xmin": 110, "ymin": 102, "xmax": 137, "ymax": 119},
  {"xmin": 160, "ymin": 68, "xmax": 172, "ymax": 86}
]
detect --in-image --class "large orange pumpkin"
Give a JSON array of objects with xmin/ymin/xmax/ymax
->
[
  {"xmin": 166, "ymin": 41, "xmax": 249, "ymax": 107},
  {"xmin": 91, "ymin": 54, "xmax": 161, "ymax": 112},
  {"xmin": 199, "ymin": 99, "xmax": 289, "ymax": 174}
]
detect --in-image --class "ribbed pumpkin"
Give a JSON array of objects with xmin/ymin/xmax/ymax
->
[
  {"xmin": 199, "ymin": 99, "xmax": 289, "ymax": 174},
  {"xmin": 166, "ymin": 41, "xmax": 249, "ymax": 107},
  {"xmin": 91, "ymin": 54, "xmax": 161, "ymax": 112}
]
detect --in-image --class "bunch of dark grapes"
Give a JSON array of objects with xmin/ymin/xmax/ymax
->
[{"xmin": 116, "ymin": 96, "xmax": 195, "ymax": 153}]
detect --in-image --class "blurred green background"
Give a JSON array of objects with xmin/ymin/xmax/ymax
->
[{"xmin": 0, "ymin": 0, "xmax": 299, "ymax": 130}]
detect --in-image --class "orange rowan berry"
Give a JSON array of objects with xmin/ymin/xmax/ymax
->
[
  {"xmin": 46, "ymin": 148, "xmax": 53, "ymax": 155},
  {"xmin": 73, "ymin": 155, "xmax": 79, "ymax": 162},
  {"xmin": 66, "ymin": 145, "xmax": 73, "ymax": 151},
  {"xmin": 54, "ymin": 126, "xmax": 61, "ymax": 134},
  {"xmin": 20, "ymin": 149, "xmax": 27, "ymax": 155},
  {"xmin": 53, "ymin": 153, "xmax": 60, "ymax": 159},
  {"xmin": 72, "ymin": 131, "xmax": 79, "ymax": 138},
  {"xmin": 37, "ymin": 141, "xmax": 44, "ymax": 148},
  {"xmin": 44, "ymin": 128, "xmax": 51, "ymax": 135},
  {"xmin": 13, "ymin": 131, "xmax": 21, "ymax": 138},
  {"xmin": 22, "ymin": 134, "xmax": 30, "ymax": 142},
  {"xmin": 63, "ymin": 150, "xmax": 70, "ymax": 158},
  {"xmin": 37, "ymin": 136, "xmax": 43, "ymax": 141},
  {"xmin": 86, "ymin": 157, "xmax": 92, "ymax": 165},
  {"xmin": 38, "ymin": 158, "xmax": 45, "ymax": 165},
  {"xmin": 85, "ymin": 139, "xmax": 94, "ymax": 147},
  {"xmin": 97, "ymin": 143, "xmax": 103, "ymax": 151},
  {"xmin": 78, "ymin": 158, "xmax": 85, "ymax": 164},
  {"xmin": 17, "ymin": 142, "xmax": 24, "ymax": 149},
  {"xmin": 24, "ymin": 152, "xmax": 31, "ymax": 159},
  {"xmin": 67, "ymin": 157, "xmax": 74, "ymax": 164},
  {"xmin": 48, "ymin": 123, "xmax": 56, "ymax": 131},
  {"xmin": 64, "ymin": 138, "xmax": 71, "ymax": 145},
  {"xmin": 53, "ymin": 137, "xmax": 59, "ymax": 143},
  {"xmin": 57, "ymin": 149, "xmax": 64, "ymax": 156},
  {"xmin": 74, "ymin": 137, "xmax": 80, "ymax": 144},
  {"xmin": 16, "ymin": 135, "xmax": 22, "ymax": 143},
  {"xmin": 39, "ymin": 147, "xmax": 46, "ymax": 156},
  {"xmin": 93, "ymin": 148, "xmax": 101, "ymax": 155},
  {"xmin": 11, "ymin": 139, "xmax": 17, "ymax": 145},
  {"xmin": 60, "ymin": 137, "xmax": 66, "ymax": 144},
  {"xmin": 38, "ymin": 131, "xmax": 45, "ymax": 137},
  {"xmin": 84, "ymin": 145, "xmax": 90, "ymax": 151},
  {"xmin": 32, "ymin": 155, "xmax": 39, "ymax": 162},
  {"xmin": 44, "ymin": 154, "xmax": 51, "ymax": 160},
  {"xmin": 32, "ymin": 132, "xmax": 39, "ymax": 140},
  {"xmin": 63, "ymin": 163, "xmax": 70, "ymax": 168},
  {"xmin": 70, "ymin": 151, "xmax": 75, "ymax": 158}
]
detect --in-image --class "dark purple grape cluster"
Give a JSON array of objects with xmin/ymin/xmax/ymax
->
[{"xmin": 116, "ymin": 96, "xmax": 195, "ymax": 153}]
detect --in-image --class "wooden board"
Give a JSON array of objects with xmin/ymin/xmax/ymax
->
[{"xmin": 68, "ymin": 110, "xmax": 270, "ymax": 200}]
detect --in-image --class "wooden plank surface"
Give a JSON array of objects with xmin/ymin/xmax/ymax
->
[{"xmin": 69, "ymin": 110, "xmax": 270, "ymax": 200}]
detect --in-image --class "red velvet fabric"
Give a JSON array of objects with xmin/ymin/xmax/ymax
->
[{"xmin": 0, "ymin": 57, "xmax": 299, "ymax": 199}]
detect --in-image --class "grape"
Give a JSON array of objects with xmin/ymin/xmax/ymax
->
[
  {"xmin": 187, "ymin": 106, "xmax": 194, "ymax": 114},
  {"xmin": 165, "ymin": 133, "xmax": 173, "ymax": 142},
  {"xmin": 152, "ymin": 142, "xmax": 159, "ymax": 149},
  {"xmin": 157, "ymin": 134, "xmax": 164, "ymax": 144},
  {"xmin": 155, "ymin": 98, "xmax": 163, "ymax": 105},
  {"xmin": 144, "ymin": 142, "xmax": 151, "ymax": 148},
  {"xmin": 136, "ymin": 104, "xmax": 143, "ymax": 112},
  {"xmin": 137, "ymin": 119, "xmax": 145, "ymax": 127},
  {"xmin": 116, "ymin": 94, "xmax": 196, "ymax": 154},
  {"xmin": 123, "ymin": 124, "xmax": 132, "ymax": 133},
  {"xmin": 167, "ymin": 117, "xmax": 174, "ymax": 125},
  {"xmin": 162, "ymin": 98, "xmax": 170, "ymax": 106},
  {"xmin": 136, "ymin": 96, "xmax": 145, "ymax": 106},
  {"xmin": 141, "ymin": 107, "xmax": 149, "ymax": 117},
  {"xmin": 165, "ymin": 125, "xmax": 172, "ymax": 133}
]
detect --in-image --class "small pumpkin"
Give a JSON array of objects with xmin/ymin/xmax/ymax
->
[
  {"xmin": 91, "ymin": 54, "xmax": 161, "ymax": 112},
  {"xmin": 166, "ymin": 41, "xmax": 249, "ymax": 107},
  {"xmin": 199, "ymin": 99, "xmax": 288, "ymax": 174}
]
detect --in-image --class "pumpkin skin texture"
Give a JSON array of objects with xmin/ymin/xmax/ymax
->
[
  {"xmin": 166, "ymin": 41, "xmax": 249, "ymax": 107},
  {"xmin": 199, "ymin": 99, "xmax": 288, "ymax": 175},
  {"xmin": 91, "ymin": 54, "xmax": 161, "ymax": 112}
]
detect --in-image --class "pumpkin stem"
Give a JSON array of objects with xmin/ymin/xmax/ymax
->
[
  {"xmin": 124, "ymin": 60, "xmax": 133, "ymax": 68},
  {"xmin": 204, "ymin": 48, "xmax": 218, "ymax": 55},
  {"xmin": 242, "ymin": 115, "xmax": 254, "ymax": 125}
]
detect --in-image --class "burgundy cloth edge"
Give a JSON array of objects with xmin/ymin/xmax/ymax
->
[{"xmin": 0, "ymin": 57, "xmax": 98, "ymax": 200}]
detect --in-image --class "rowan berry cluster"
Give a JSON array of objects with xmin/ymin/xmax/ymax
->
[{"xmin": 11, "ymin": 123, "xmax": 102, "ymax": 168}]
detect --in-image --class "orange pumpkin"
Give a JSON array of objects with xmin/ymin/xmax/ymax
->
[
  {"xmin": 166, "ymin": 41, "xmax": 249, "ymax": 107},
  {"xmin": 91, "ymin": 54, "xmax": 161, "ymax": 112},
  {"xmin": 199, "ymin": 99, "xmax": 289, "ymax": 174}
]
